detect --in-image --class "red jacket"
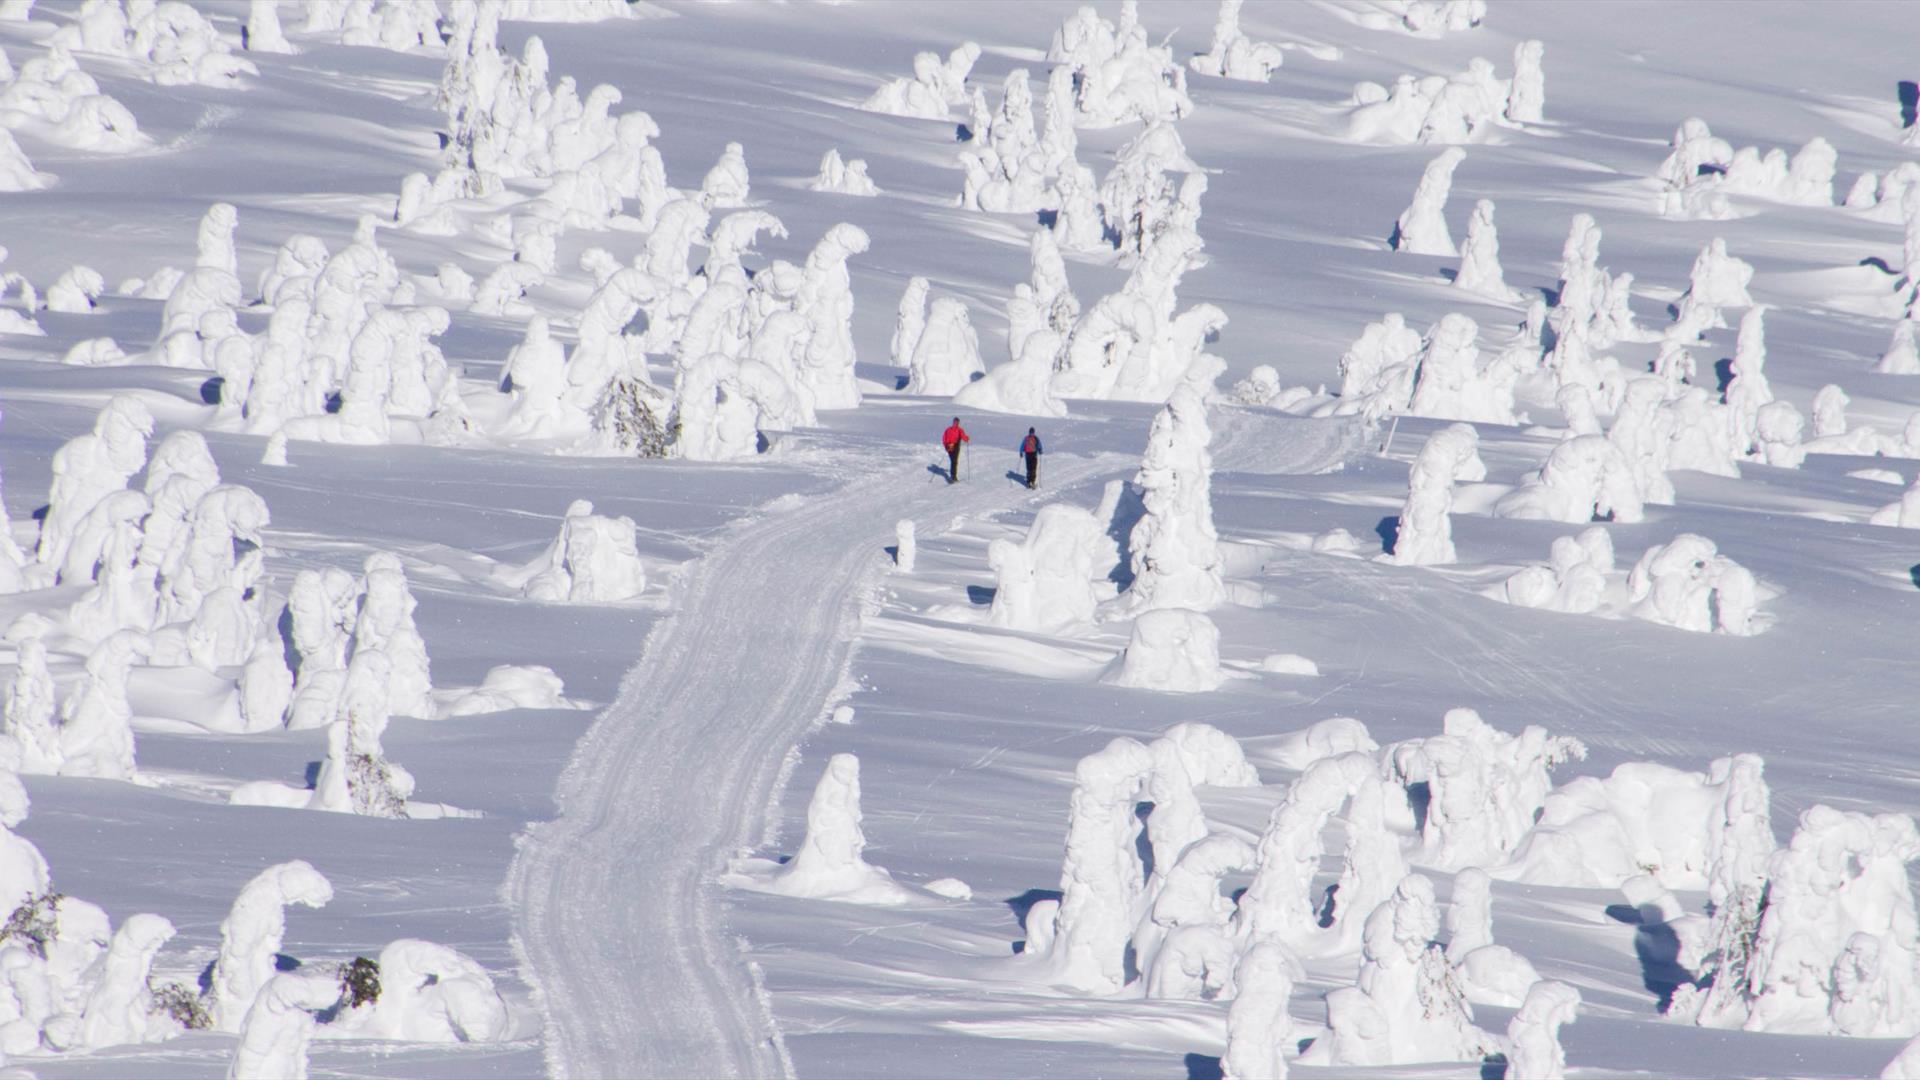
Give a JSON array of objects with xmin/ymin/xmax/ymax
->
[{"xmin": 942, "ymin": 423, "xmax": 969, "ymax": 451}]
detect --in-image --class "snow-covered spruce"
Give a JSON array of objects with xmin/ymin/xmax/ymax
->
[
  {"xmin": 1102, "ymin": 370, "xmax": 1224, "ymax": 614},
  {"xmin": 1453, "ymin": 200, "xmax": 1522, "ymax": 302},
  {"xmin": 209, "ymin": 861, "xmax": 335, "ymax": 1033},
  {"xmin": 1388, "ymin": 707, "xmax": 1587, "ymax": 872},
  {"xmin": 1027, "ymin": 724, "xmax": 1259, "ymax": 993},
  {"xmin": 1488, "ymin": 526, "xmax": 1614, "ymax": 615},
  {"xmin": 1347, "ymin": 54, "xmax": 1512, "ymax": 145},
  {"xmin": 987, "ymin": 504, "xmax": 1117, "ymax": 633},
  {"xmin": 1446, "ymin": 867, "xmax": 1542, "ymax": 1008},
  {"xmin": 1307, "ymin": 874, "xmax": 1497, "ymax": 1067},
  {"xmin": 1188, "ymin": 0, "xmax": 1284, "ymax": 83},
  {"xmin": 1502, "ymin": 752, "xmax": 1776, "ymax": 891},
  {"xmin": 1658, "ymin": 116, "xmax": 1838, "ymax": 218},
  {"xmin": 510, "ymin": 499, "xmax": 647, "ymax": 603},
  {"xmin": 902, "ymin": 297, "xmax": 984, "ymax": 396},
  {"xmin": 1387, "ymin": 422, "xmax": 1485, "ymax": 566},
  {"xmin": 809, "ymin": 149, "xmax": 877, "ymax": 196},
  {"xmin": 861, "ymin": 41, "xmax": 977, "ymax": 120},
  {"xmin": 1626, "ymin": 533, "xmax": 1763, "ymax": 635},
  {"xmin": 1220, "ymin": 942, "xmax": 1294, "ymax": 1078},
  {"xmin": 1047, "ymin": 1, "xmax": 1192, "ymax": 129},
  {"xmin": 1506, "ymin": 981, "xmax": 1581, "ymax": 1079},
  {"xmin": 765, "ymin": 753, "xmax": 913, "ymax": 904},
  {"xmin": 1391, "ymin": 148, "xmax": 1465, "ymax": 256},
  {"xmin": 1495, "ymin": 435, "xmax": 1646, "ymax": 525}
]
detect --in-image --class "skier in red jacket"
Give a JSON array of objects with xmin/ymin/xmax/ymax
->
[
  {"xmin": 941, "ymin": 417, "xmax": 969, "ymax": 483},
  {"xmin": 1020, "ymin": 427, "xmax": 1042, "ymax": 489}
]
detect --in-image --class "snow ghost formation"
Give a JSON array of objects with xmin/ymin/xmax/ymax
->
[
  {"xmin": 1506, "ymin": 40, "xmax": 1546, "ymax": 123},
  {"xmin": 1045, "ymin": 224, "xmax": 1230, "ymax": 403},
  {"xmin": 517, "ymin": 499, "xmax": 648, "ymax": 603},
  {"xmin": 1314, "ymin": 874, "xmax": 1496, "ymax": 1066},
  {"xmin": 1445, "ymin": 867, "xmax": 1542, "ymax": 1008},
  {"xmin": 1670, "ymin": 237, "xmax": 1754, "ymax": 340},
  {"xmin": 809, "ymin": 149, "xmax": 877, "ymax": 196},
  {"xmin": 987, "ymin": 504, "xmax": 1117, "ymax": 633},
  {"xmin": 861, "ymin": 41, "xmax": 977, "ymax": 120},
  {"xmin": 1506, "ymin": 981, "xmax": 1581, "ymax": 1079},
  {"xmin": 1326, "ymin": 312, "xmax": 1423, "ymax": 418},
  {"xmin": 210, "ymin": 861, "xmax": 335, "ymax": 1033},
  {"xmin": 1027, "ymin": 726, "xmax": 1260, "ymax": 994},
  {"xmin": 903, "ymin": 297, "xmax": 985, "ymax": 396},
  {"xmin": 1627, "ymin": 534, "xmax": 1762, "ymax": 635},
  {"xmin": 1407, "ymin": 313, "xmax": 1522, "ymax": 424},
  {"xmin": 1495, "ymin": 435, "xmax": 1646, "ymax": 525},
  {"xmin": 0, "ymin": 44, "xmax": 150, "ymax": 153},
  {"xmin": 1504, "ymin": 752, "xmax": 1775, "ymax": 894},
  {"xmin": 1389, "ymin": 708, "xmax": 1587, "ymax": 872},
  {"xmin": 1347, "ymin": 53, "xmax": 1512, "ymax": 145},
  {"xmin": 228, "ymin": 971, "xmax": 339, "ymax": 1080},
  {"xmin": 1491, "ymin": 527, "xmax": 1615, "ymax": 615},
  {"xmin": 1392, "ymin": 148, "xmax": 1466, "ymax": 256},
  {"xmin": 1103, "ymin": 608, "xmax": 1226, "ymax": 692},
  {"xmin": 889, "ymin": 277, "xmax": 929, "ymax": 370},
  {"xmin": 1389, "ymin": 423, "xmax": 1485, "ymax": 566},
  {"xmin": 1454, "ymin": 199, "xmax": 1521, "ymax": 301},
  {"xmin": 1732, "ymin": 806, "xmax": 1920, "ymax": 1037},
  {"xmin": 772, "ymin": 754, "xmax": 912, "ymax": 904},
  {"xmin": 1659, "ymin": 117, "xmax": 1838, "ymax": 217},
  {"xmin": 37, "ymin": 396, "xmax": 154, "ymax": 575},
  {"xmin": 1047, "ymin": 2, "xmax": 1194, "ymax": 128},
  {"xmin": 335, "ymin": 938, "xmax": 509, "ymax": 1042},
  {"xmin": 1188, "ymin": 0, "xmax": 1284, "ymax": 83},
  {"xmin": 1220, "ymin": 942, "xmax": 1294, "ymax": 1079},
  {"xmin": 57, "ymin": 629, "xmax": 151, "ymax": 781},
  {"xmin": 1115, "ymin": 375, "xmax": 1224, "ymax": 613}
]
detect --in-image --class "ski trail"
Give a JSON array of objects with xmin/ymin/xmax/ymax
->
[{"xmin": 508, "ymin": 451, "xmax": 1122, "ymax": 1080}]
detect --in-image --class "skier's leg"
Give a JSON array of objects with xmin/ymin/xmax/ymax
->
[
  {"xmin": 1026, "ymin": 453, "xmax": 1038, "ymax": 489},
  {"xmin": 948, "ymin": 446, "xmax": 959, "ymax": 483}
]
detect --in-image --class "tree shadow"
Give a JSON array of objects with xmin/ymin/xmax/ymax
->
[
  {"xmin": 1107, "ymin": 483, "xmax": 1145, "ymax": 589},
  {"xmin": 1184, "ymin": 1053, "xmax": 1223, "ymax": 1080},
  {"xmin": 1375, "ymin": 515, "xmax": 1400, "ymax": 557},
  {"xmin": 1605, "ymin": 902, "xmax": 1688, "ymax": 1009},
  {"xmin": 1004, "ymin": 887, "xmax": 1062, "ymax": 955}
]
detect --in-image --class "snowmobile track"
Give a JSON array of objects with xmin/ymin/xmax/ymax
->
[{"xmin": 508, "ymin": 450, "xmax": 1121, "ymax": 1079}]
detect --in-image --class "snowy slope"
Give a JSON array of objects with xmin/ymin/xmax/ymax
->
[{"xmin": 0, "ymin": 0, "xmax": 1917, "ymax": 1078}]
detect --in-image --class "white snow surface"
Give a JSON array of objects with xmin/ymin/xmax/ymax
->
[{"xmin": 1, "ymin": 2, "xmax": 1919, "ymax": 1079}]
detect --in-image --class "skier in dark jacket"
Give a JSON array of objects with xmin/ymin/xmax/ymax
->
[
  {"xmin": 1020, "ymin": 427, "xmax": 1042, "ymax": 489},
  {"xmin": 942, "ymin": 417, "xmax": 969, "ymax": 483}
]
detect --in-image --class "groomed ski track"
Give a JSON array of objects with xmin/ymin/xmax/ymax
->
[
  {"xmin": 507, "ymin": 447, "xmax": 1121, "ymax": 1079},
  {"xmin": 508, "ymin": 414, "xmax": 1360, "ymax": 1079}
]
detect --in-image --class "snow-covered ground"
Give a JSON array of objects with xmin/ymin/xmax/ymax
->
[{"xmin": 3, "ymin": 0, "xmax": 1920, "ymax": 1076}]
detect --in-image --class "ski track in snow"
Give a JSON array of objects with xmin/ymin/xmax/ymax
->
[{"xmin": 508, "ymin": 446, "xmax": 1130, "ymax": 1079}]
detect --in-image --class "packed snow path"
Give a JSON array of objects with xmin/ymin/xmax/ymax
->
[{"xmin": 509, "ymin": 447, "xmax": 1124, "ymax": 1078}]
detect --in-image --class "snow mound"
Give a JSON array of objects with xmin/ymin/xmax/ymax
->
[{"xmin": 1103, "ymin": 609, "xmax": 1226, "ymax": 692}]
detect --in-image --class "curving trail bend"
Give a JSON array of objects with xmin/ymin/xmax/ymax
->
[{"xmin": 508, "ymin": 451, "xmax": 1120, "ymax": 1079}]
